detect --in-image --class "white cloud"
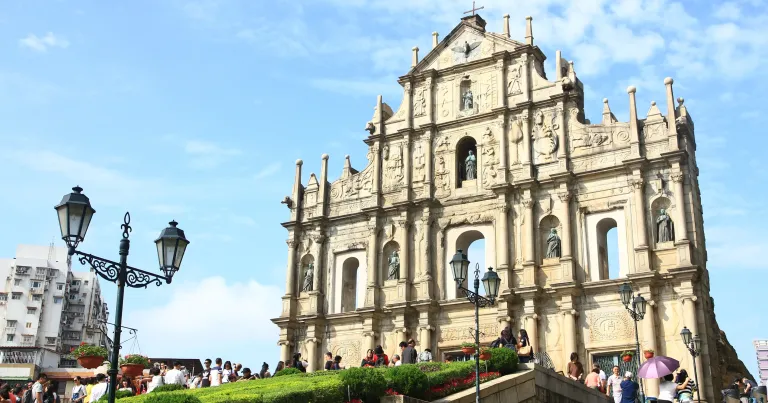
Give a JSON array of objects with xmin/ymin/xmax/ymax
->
[
  {"xmin": 254, "ymin": 163, "xmax": 282, "ymax": 180},
  {"xmin": 184, "ymin": 140, "xmax": 242, "ymax": 169},
  {"xmin": 714, "ymin": 2, "xmax": 742, "ymax": 20},
  {"xmin": 706, "ymin": 226, "xmax": 768, "ymax": 270},
  {"xmin": 124, "ymin": 277, "xmax": 282, "ymax": 366},
  {"xmin": 19, "ymin": 32, "xmax": 70, "ymax": 52}
]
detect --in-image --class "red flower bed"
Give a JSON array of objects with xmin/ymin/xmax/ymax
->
[{"xmin": 427, "ymin": 371, "xmax": 501, "ymax": 399}]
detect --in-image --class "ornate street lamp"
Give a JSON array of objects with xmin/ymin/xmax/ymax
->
[
  {"xmin": 618, "ymin": 282, "xmax": 646, "ymax": 401},
  {"xmin": 450, "ymin": 249, "xmax": 500, "ymax": 403},
  {"xmin": 55, "ymin": 186, "xmax": 189, "ymax": 403},
  {"xmin": 680, "ymin": 326, "xmax": 702, "ymax": 403}
]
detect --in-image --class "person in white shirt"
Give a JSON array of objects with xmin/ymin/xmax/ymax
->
[
  {"xmin": 71, "ymin": 376, "xmax": 87, "ymax": 403},
  {"xmin": 391, "ymin": 355, "xmax": 402, "ymax": 367},
  {"xmin": 209, "ymin": 358, "xmax": 223, "ymax": 387},
  {"xmin": 595, "ymin": 364, "xmax": 607, "ymax": 391},
  {"xmin": 164, "ymin": 361, "xmax": 186, "ymax": 385},
  {"xmin": 89, "ymin": 374, "xmax": 109, "ymax": 402},
  {"xmin": 147, "ymin": 367, "xmax": 165, "ymax": 393},
  {"xmin": 32, "ymin": 374, "xmax": 47, "ymax": 403},
  {"xmin": 606, "ymin": 366, "xmax": 623, "ymax": 403}
]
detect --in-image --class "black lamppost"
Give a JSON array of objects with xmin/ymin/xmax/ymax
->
[
  {"xmin": 618, "ymin": 282, "xmax": 647, "ymax": 400},
  {"xmin": 449, "ymin": 249, "xmax": 501, "ymax": 403},
  {"xmin": 54, "ymin": 186, "xmax": 189, "ymax": 403},
  {"xmin": 680, "ymin": 327, "xmax": 702, "ymax": 403}
]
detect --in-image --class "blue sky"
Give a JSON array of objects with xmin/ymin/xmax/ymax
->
[{"xmin": 1, "ymin": 0, "xmax": 766, "ymax": 379}]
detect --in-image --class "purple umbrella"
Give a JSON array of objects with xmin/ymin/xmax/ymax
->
[{"xmin": 638, "ymin": 356, "xmax": 680, "ymax": 379}]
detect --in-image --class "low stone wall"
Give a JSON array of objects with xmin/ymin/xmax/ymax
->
[
  {"xmin": 429, "ymin": 364, "xmax": 611, "ymax": 403},
  {"xmin": 380, "ymin": 396, "xmax": 430, "ymax": 403}
]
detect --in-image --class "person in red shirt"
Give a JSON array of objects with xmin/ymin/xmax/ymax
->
[{"xmin": 373, "ymin": 345, "xmax": 389, "ymax": 367}]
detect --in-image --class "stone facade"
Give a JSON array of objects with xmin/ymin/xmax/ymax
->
[{"xmin": 272, "ymin": 14, "xmax": 727, "ymax": 401}]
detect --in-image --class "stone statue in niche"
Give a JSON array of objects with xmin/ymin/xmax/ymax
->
[
  {"xmin": 465, "ymin": 150, "xmax": 477, "ymax": 180},
  {"xmin": 545, "ymin": 229, "xmax": 561, "ymax": 259},
  {"xmin": 462, "ymin": 89, "xmax": 474, "ymax": 110},
  {"xmin": 656, "ymin": 209, "xmax": 675, "ymax": 243},
  {"xmin": 302, "ymin": 263, "xmax": 314, "ymax": 292},
  {"xmin": 388, "ymin": 251, "xmax": 400, "ymax": 280}
]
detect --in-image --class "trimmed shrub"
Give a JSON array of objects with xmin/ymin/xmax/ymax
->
[
  {"xmin": 386, "ymin": 365, "xmax": 429, "ymax": 399},
  {"xmin": 143, "ymin": 394, "xmax": 202, "ymax": 403},
  {"xmin": 339, "ymin": 367, "xmax": 386, "ymax": 402},
  {"xmin": 426, "ymin": 361, "xmax": 473, "ymax": 387},
  {"xmin": 97, "ymin": 390, "xmax": 135, "ymax": 401},
  {"xmin": 153, "ymin": 384, "xmax": 185, "ymax": 393},
  {"xmin": 486, "ymin": 347, "xmax": 519, "ymax": 375},
  {"xmin": 273, "ymin": 368, "xmax": 302, "ymax": 377}
]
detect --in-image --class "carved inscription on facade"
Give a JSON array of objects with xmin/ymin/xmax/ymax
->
[
  {"xmin": 439, "ymin": 323, "xmax": 499, "ymax": 343},
  {"xmin": 587, "ymin": 310, "xmax": 634, "ymax": 343},
  {"xmin": 331, "ymin": 339, "xmax": 361, "ymax": 367}
]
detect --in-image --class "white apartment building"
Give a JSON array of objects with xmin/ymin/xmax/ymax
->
[{"xmin": 0, "ymin": 245, "xmax": 110, "ymax": 368}]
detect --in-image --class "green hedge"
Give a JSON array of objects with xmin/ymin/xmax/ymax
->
[
  {"xmin": 153, "ymin": 384, "xmax": 185, "ymax": 393},
  {"xmin": 114, "ymin": 350, "xmax": 517, "ymax": 403},
  {"xmin": 273, "ymin": 368, "xmax": 302, "ymax": 377}
]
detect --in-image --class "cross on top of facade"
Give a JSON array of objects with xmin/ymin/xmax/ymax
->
[{"xmin": 463, "ymin": 1, "xmax": 484, "ymax": 16}]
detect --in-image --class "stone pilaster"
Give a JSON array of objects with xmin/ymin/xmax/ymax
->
[
  {"xmin": 424, "ymin": 129, "xmax": 434, "ymax": 198},
  {"xmin": 418, "ymin": 215, "xmax": 433, "ymax": 299},
  {"xmin": 309, "ymin": 233, "xmax": 326, "ymax": 313},
  {"xmin": 642, "ymin": 298, "xmax": 659, "ymax": 397},
  {"xmin": 556, "ymin": 102, "xmax": 568, "ymax": 171},
  {"xmin": 418, "ymin": 325, "xmax": 434, "ymax": 352},
  {"xmin": 627, "ymin": 86, "xmax": 641, "ymax": 157},
  {"xmin": 278, "ymin": 340, "xmax": 292, "ymax": 364},
  {"xmin": 496, "ymin": 202, "xmax": 510, "ymax": 271},
  {"xmin": 365, "ymin": 217, "xmax": 380, "ymax": 307},
  {"xmin": 404, "ymin": 82, "xmax": 413, "ymax": 129},
  {"xmin": 557, "ymin": 191, "xmax": 575, "ymax": 282},
  {"xmin": 682, "ymin": 296, "xmax": 705, "ymax": 398},
  {"xmin": 521, "ymin": 109, "xmax": 532, "ymax": 178},
  {"xmin": 630, "ymin": 178, "xmax": 651, "ymax": 273},
  {"xmin": 562, "ymin": 309, "xmax": 578, "ymax": 372},
  {"xmin": 403, "ymin": 136, "xmax": 412, "ymax": 201},
  {"xmin": 426, "ymin": 77, "xmax": 435, "ymax": 123},
  {"xmin": 305, "ymin": 337, "xmax": 320, "ymax": 372},
  {"xmin": 521, "ymin": 53, "xmax": 531, "ymax": 103},
  {"xmin": 496, "ymin": 59, "xmax": 506, "ymax": 108},
  {"xmin": 522, "ymin": 197, "xmax": 536, "ymax": 286},
  {"xmin": 664, "ymin": 77, "xmax": 680, "ymax": 150},
  {"xmin": 671, "ymin": 171, "xmax": 692, "ymax": 265}
]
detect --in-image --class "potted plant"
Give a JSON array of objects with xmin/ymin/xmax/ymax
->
[
  {"xmin": 461, "ymin": 342, "xmax": 477, "ymax": 356},
  {"xmin": 479, "ymin": 347, "xmax": 492, "ymax": 361},
  {"xmin": 70, "ymin": 342, "xmax": 108, "ymax": 369},
  {"xmin": 119, "ymin": 354, "xmax": 150, "ymax": 378},
  {"xmin": 621, "ymin": 351, "xmax": 635, "ymax": 362},
  {"xmin": 644, "ymin": 349, "xmax": 655, "ymax": 359}
]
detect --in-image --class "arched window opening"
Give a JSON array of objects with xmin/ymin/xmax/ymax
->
[
  {"xmin": 382, "ymin": 241, "xmax": 401, "ymax": 283},
  {"xmin": 341, "ymin": 258, "xmax": 359, "ymax": 312},
  {"xmin": 596, "ymin": 218, "xmax": 619, "ymax": 280},
  {"xmin": 299, "ymin": 254, "xmax": 315, "ymax": 294},
  {"xmin": 453, "ymin": 230, "xmax": 485, "ymax": 297},
  {"xmin": 456, "ymin": 137, "xmax": 478, "ymax": 187}
]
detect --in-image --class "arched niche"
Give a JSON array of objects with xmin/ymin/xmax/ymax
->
[
  {"xmin": 538, "ymin": 215, "xmax": 561, "ymax": 262},
  {"xmin": 650, "ymin": 196, "xmax": 674, "ymax": 245},
  {"xmin": 444, "ymin": 224, "xmax": 496, "ymax": 300},
  {"xmin": 299, "ymin": 254, "xmax": 315, "ymax": 294},
  {"xmin": 381, "ymin": 241, "xmax": 401, "ymax": 283},
  {"xmin": 585, "ymin": 209, "xmax": 629, "ymax": 281},
  {"xmin": 332, "ymin": 251, "xmax": 367, "ymax": 314},
  {"xmin": 455, "ymin": 136, "xmax": 478, "ymax": 187}
]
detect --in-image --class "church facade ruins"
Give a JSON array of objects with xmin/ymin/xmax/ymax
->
[{"xmin": 272, "ymin": 13, "xmax": 729, "ymax": 401}]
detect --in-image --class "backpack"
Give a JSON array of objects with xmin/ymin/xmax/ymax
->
[
  {"xmin": 22, "ymin": 389, "xmax": 32, "ymax": 403},
  {"xmin": 490, "ymin": 338, "xmax": 501, "ymax": 348},
  {"xmin": 374, "ymin": 355, "xmax": 386, "ymax": 368}
]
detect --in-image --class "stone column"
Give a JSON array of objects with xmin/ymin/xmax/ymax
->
[
  {"xmin": 664, "ymin": 77, "xmax": 680, "ymax": 150},
  {"xmin": 563, "ymin": 309, "xmax": 577, "ymax": 371},
  {"xmin": 403, "ymin": 137, "xmax": 412, "ymax": 200},
  {"xmin": 366, "ymin": 218, "xmax": 379, "ymax": 307},
  {"xmin": 631, "ymin": 178, "xmax": 648, "ymax": 248},
  {"xmin": 419, "ymin": 326, "xmax": 433, "ymax": 351},
  {"xmin": 521, "ymin": 110, "xmax": 531, "ymax": 167},
  {"xmin": 285, "ymin": 239, "xmax": 298, "ymax": 296},
  {"xmin": 396, "ymin": 327, "xmax": 408, "ymax": 344},
  {"xmin": 306, "ymin": 338, "xmax": 319, "ymax": 373},
  {"xmin": 436, "ymin": 228, "xmax": 445, "ymax": 300},
  {"xmin": 497, "ymin": 118, "xmax": 508, "ymax": 182},
  {"xmin": 497, "ymin": 60, "xmax": 506, "ymax": 108},
  {"xmin": 671, "ymin": 172, "xmax": 688, "ymax": 241},
  {"xmin": 404, "ymin": 82, "xmax": 413, "ymax": 129},
  {"xmin": 424, "ymin": 129, "xmax": 434, "ymax": 197},
  {"xmin": 497, "ymin": 316, "xmax": 511, "ymax": 333},
  {"xmin": 643, "ymin": 301, "xmax": 659, "ymax": 397},
  {"xmin": 426, "ymin": 77, "xmax": 435, "ymax": 123},
  {"xmin": 311, "ymin": 235, "xmax": 325, "ymax": 292},
  {"xmin": 291, "ymin": 160, "xmax": 303, "ymax": 222},
  {"xmin": 496, "ymin": 203, "xmax": 510, "ymax": 270},
  {"xmin": 363, "ymin": 331, "xmax": 376, "ymax": 357},
  {"xmin": 525, "ymin": 314, "xmax": 539, "ymax": 353},
  {"xmin": 419, "ymin": 216, "xmax": 433, "ymax": 299},
  {"xmin": 523, "ymin": 198, "xmax": 535, "ymax": 263},
  {"xmin": 558, "ymin": 191, "xmax": 575, "ymax": 282},
  {"xmin": 278, "ymin": 341, "xmax": 291, "ymax": 364},
  {"xmin": 683, "ymin": 296, "xmax": 706, "ymax": 398}
]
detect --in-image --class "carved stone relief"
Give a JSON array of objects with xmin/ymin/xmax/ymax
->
[
  {"xmin": 438, "ymin": 83, "xmax": 452, "ymax": 119},
  {"xmin": 413, "ymin": 141, "xmax": 426, "ymax": 183},
  {"xmin": 481, "ymin": 127, "xmax": 498, "ymax": 189},
  {"xmin": 439, "ymin": 323, "xmax": 498, "ymax": 343},
  {"xmin": 330, "ymin": 339, "xmax": 361, "ymax": 367},
  {"xmin": 481, "ymin": 74, "xmax": 497, "ymax": 112},
  {"xmin": 587, "ymin": 310, "xmax": 634, "ymax": 342},
  {"xmin": 507, "ymin": 63, "xmax": 523, "ymax": 96},
  {"xmin": 414, "ymin": 86, "xmax": 427, "ymax": 117},
  {"xmin": 509, "ymin": 116, "xmax": 524, "ymax": 164},
  {"xmin": 434, "ymin": 155, "xmax": 451, "ymax": 197},
  {"xmin": 532, "ymin": 109, "xmax": 559, "ymax": 164},
  {"xmin": 382, "ymin": 143, "xmax": 404, "ymax": 191}
]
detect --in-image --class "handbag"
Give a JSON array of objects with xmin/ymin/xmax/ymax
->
[{"xmin": 518, "ymin": 345, "xmax": 532, "ymax": 355}]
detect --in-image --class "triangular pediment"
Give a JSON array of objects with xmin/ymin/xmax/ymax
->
[{"xmin": 410, "ymin": 15, "xmax": 524, "ymax": 75}]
